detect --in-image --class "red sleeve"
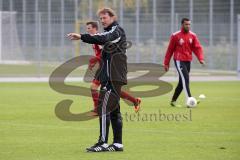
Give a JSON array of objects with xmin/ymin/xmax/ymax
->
[
  {"xmin": 192, "ymin": 35, "xmax": 204, "ymax": 62},
  {"xmin": 164, "ymin": 34, "xmax": 176, "ymax": 66}
]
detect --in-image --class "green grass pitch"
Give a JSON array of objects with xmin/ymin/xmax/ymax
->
[{"xmin": 0, "ymin": 81, "xmax": 240, "ymax": 160}]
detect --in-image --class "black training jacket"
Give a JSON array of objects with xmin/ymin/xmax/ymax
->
[{"xmin": 81, "ymin": 21, "xmax": 127, "ymax": 85}]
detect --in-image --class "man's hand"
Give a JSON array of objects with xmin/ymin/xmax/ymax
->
[
  {"xmin": 67, "ymin": 33, "xmax": 81, "ymax": 40},
  {"xmin": 200, "ymin": 60, "xmax": 205, "ymax": 66},
  {"xmin": 163, "ymin": 64, "xmax": 169, "ymax": 72}
]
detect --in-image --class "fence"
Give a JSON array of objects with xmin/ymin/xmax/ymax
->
[{"xmin": 0, "ymin": 0, "xmax": 239, "ymax": 77}]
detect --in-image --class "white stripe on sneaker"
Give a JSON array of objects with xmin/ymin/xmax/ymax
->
[{"xmin": 109, "ymin": 147, "xmax": 115, "ymax": 151}]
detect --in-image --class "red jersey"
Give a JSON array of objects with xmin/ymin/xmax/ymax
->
[
  {"xmin": 164, "ymin": 28, "xmax": 204, "ymax": 66},
  {"xmin": 88, "ymin": 44, "xmax": 102, "ymax": 70},
  {"xmin": 92, "ymin": 44, "xmax": 102, "ymax": 60}
]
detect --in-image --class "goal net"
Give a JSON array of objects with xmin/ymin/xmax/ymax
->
[{"xmin": 0, "ymin": 11, "xmax": 25, "ymax": 63}]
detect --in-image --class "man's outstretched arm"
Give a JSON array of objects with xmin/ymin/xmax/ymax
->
[{"xmin": 67, "ymin": 27, "xmax": 121, "ymax": 45}]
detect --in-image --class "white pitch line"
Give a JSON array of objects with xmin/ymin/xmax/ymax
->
[
  {"xmin": 0, "ymin": 76, "xmax": 239, "ymax": 83},
  {"xmin": 0, "ymin": 77, "xmax": 83, "ymax": 83}
]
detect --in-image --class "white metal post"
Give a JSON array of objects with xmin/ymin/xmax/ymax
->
[
  {"xmin": 37, "ymin": 13, "xmax": 42, "ymax": 77},
  {"xmin": 22, "ymin": 0, "xmax": 26, "ymax": 47},
  {"xmin": 237, "ymin": 15, "xmax": 240, "ymax": 77},
  {"xmin": 74, "ymin": 0, "xmax": 78, "ymax": 27},
  {"xmin": 0, "ymin": 12, "xmax": 2, "ymax": 62},
  {"xmin": 10, "ymin": 0, "xmax": 13, "ymax": 59},
  {"xmin": 0, "ymin": 0, "xmax": 2, "ymax": 62},
  {"xmin": 135, "ymin": 0, "xmax": 140, "ymax": 63},
  {"xmin": 119, "ymin": 0, "xmax": 123, "ymax": 26},
  {"xmin": 171, "ymin": 0, "xmax": 175, "ymax": 33},
  {"xmin": 230, "ymin": 0, "xmax": 234, "ymax": 46},
  {"xmin": 209, "ymin": 0, "xmax": 213, "ymax": 46},
  {"xmin": 88, "ymin": 0, "xmax": 92, "ymax": 19},
  {"xmin": 175, "ymin": 13, "xmax": 179, "ymax": 31},
  {"xmin": 74, "ymin": 0, "xmax": 78, "ymax": 23},
  {"xmin": 47, "ymin": 0, "xmax": 52, "ymax": 61},
  {"xmin": 35, "ymin": 0, "xmax": 38, "ymax": 61},
  {"xmin": 189, "ymin": 0, "xmax": 193, "ymax": 29},
  {"xmin": 61, "ymin": 0, "xmax": 65, "ymax": 61},
  {"xmin": 152, "ymin": 0, "xmax": 157, "ymax": 63},
  {"xmin": 74, "ymin": 0, "xmax": 79, "ymax": 57},
  {"xmin": 209, "ymin": 0, "xmax": 214, "ymax": 69}
]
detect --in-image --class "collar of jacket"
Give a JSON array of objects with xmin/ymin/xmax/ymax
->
[
  {"xmin": 181, "ymin": 27, "xmax": 190, "ymax": 34},
  {"xmin": 104, "ymin": 21, "xmax": 119, "ymax": 31}
]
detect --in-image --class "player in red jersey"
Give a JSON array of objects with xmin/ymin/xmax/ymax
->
[
  {"xmin": 85, "ymin": 21, "xmax": 141, "ymax": 113},
  {"xmin": 163, "ymin": 18, "xmax": 205, "ymax": 107}
]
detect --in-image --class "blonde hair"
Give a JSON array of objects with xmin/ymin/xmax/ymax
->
[{"xmin": 97, "ymin": 7, "xmax": 117, "ymax": 20}]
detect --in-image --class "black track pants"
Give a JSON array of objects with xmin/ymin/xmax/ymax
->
[
  {"xmin": 97, "ymin": 81, "xmax": 123, "ymax": 144},
  {"xmin": 172, "ymin": 60, "xmax": 191, "ymax": 102}
]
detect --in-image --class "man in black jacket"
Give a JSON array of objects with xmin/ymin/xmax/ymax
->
[{"xmin": 67, "ymin": 8, "xmax": 127, "ymax": 152}]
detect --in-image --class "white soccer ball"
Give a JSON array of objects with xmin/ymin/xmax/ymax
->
[{"xmin": 186, "ymin": 97, "xmax": 197, "ymax": 107}]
